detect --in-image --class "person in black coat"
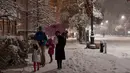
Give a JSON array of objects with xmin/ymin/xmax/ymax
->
[
  {"xmin": 55, "ymin": 31, "xmax": 66, "ymax": 69},
  {"xmin": 62, "ymin": 32, "xmax": 67, "ymax": 48}
]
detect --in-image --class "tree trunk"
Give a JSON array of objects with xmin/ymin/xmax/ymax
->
[
  {"xmin": 78, "ymin": 27, "xmax": 82, "ymax": 43},
  {"xmin": 77, "ymin": 26, "xmax": 85, "ymax": 43},
  {"xmin": 2, "ymin": 19, "xmax": 4, "ymax": 36},
  {"xmin": 82, "ymin": 27, "xmax": 85, "ymax": 41}
]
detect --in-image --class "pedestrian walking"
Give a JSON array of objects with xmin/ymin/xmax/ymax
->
[
  {"xmin": 31, "ymin": 38, "xmax": 41, "ymax": 72},
  {"xmin": 55, "ymin": 31, "xmax": 66, "ymax": 69},
  {"xmin": 34, "ymin": 26, "xmax": 47, "ymax": 67},
  {"xmin": 46, "ymin": 38, "xmax": 55, "ymax": 63}
]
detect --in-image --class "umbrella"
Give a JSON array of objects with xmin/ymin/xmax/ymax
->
[{"xmin": 45, "ymin": 23, "xmax": 66, "ymax": 37}]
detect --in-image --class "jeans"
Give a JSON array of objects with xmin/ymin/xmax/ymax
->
[{"xmin": 40, "ymin": 46, "xmax": 46, "ymax": 67}]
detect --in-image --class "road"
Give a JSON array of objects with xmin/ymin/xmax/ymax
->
[
  {"xmin": 95, "ymin": 36, "xmax": 130, "ymax": 58},
  {"xmin": 67, "ymin": 36, "xmax": 130, "ymax": 58},
  {"xmin": 106, "ymin": 40, "xmax": 130, "ymax": 58}
]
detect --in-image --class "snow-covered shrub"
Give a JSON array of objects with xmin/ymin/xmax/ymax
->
[{"xmin": 0, "ymin": 37, "xmax": 29, "ymax": 69}]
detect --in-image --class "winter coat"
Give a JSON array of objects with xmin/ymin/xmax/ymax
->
[
  {"xmin": 62, "ymin": 36, "xmax": 67, "ymax": 48},
  {"xmin": 32, "ymin": 49, "xmax": 41, "ymax": 62},
  {"xmin": 55, "ymin": 35, "xmax": 66, "ymax": 60},
  {"xmin": 48, "ymin": 44, "xmax": 54, "ymax": 55},
  {"xmin": 35, "ymin": 31, "xmax": 47, "ymax": 46},
  {"xmin": 46, "ymin": 39, "xmax": 55, "ymax": 55},
  {"xmin": 31, "ymin": 40, "xmax": 41, "ymax": 62}
]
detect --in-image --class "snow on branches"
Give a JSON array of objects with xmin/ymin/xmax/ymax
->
[
  {"xmin": 0, "ymin": 0, "xmax": 18, "ymax": 19},
  {"xmin": 69, "ymin": 12, "xmax": 89, "ymax": 28},
  {"xmin": 93, "ymin": 5, "xmax": 102, "ymax": 19},
  {"xmin": 28, "ymin": 0, "xmax": 56, "ymax": 29},
  {"xmin": 0, "ymin": 0, "xmax": 56, "ymax": 29},
  {"xmin": 68, "ymin": 0, "xmax": 103, "ymax": 28}
]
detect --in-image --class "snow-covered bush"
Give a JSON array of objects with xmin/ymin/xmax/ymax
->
[{"xmin": 0, "ymin": 37, "xmax": 29, "ymax": 69}]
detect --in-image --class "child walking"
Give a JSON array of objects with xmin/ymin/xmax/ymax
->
[
  {"xmin": 31, "ymin": 37, "xmax": 41, "ymax": 72},
  {"xmin": 46, "ymin": 38, "xmax": 55, "ymax": 63}
]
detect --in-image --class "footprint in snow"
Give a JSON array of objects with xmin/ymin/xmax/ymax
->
[
  {"xmin": 113, "ymin": 68, "xmax": 117, "ymax": 70},
  {"xmin": 122, "ymin": 53, "xmax": 128, "ymax": 58},
  {"xmin": 69, "ymin": 66, "xmax": 72, "ymax": 68},
  {"xmin": 111, "ymin": 71, "xmax": 116, "ymax": 73},
  {"xmin": 76, "ymin": 65, "xmax": 79, "ymax": 68},
  {"xmin": 103, "ymin": 69, "xmax": 107, "ymax": 71}
]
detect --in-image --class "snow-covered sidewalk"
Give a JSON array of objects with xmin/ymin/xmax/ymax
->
[
  {"xmin": 62, "ymin": 49, "xmax": 130, "ymax": 73},
  {"xmin": 3, "ymin": 43, "xmax": 130, "ymax": 73}
]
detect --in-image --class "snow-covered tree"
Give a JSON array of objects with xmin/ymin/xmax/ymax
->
[
  {"xmin": 59, "ymin": 0, "xmax": 103, "ymax": 42},
  {"xmin": 0, "ymin": 0, "xmax": 18, "ymax": 19},
  {"xmin": 28, "ymin": 0, "xmax": 56, "ymax": 30},
  {"xmin": 59, "ymin": 0, "xmax": 103, "ymax": 26}
]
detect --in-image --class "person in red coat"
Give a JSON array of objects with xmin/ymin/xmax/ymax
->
[{"xmin": 46, "ymin": 38, "xmax": 55, "ymax": 63}]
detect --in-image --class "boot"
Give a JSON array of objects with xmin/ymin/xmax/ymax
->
[
  {"xmin": 57, "ymin": 60, "xmax": 60, "ymax": 69},
  {"xmin": 49, "ymin": 59, "xmax": 53, "ymax": 63},
  {"xmin": 59, "ymin": 60, "xmax": 62, "ymax": 69}
]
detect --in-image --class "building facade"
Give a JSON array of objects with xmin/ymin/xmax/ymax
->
[{"xmin": 0, "ymin": 0, "xmax": 28, "ymax": 36}]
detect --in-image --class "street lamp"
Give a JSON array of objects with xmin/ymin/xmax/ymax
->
[
  {"xmin": 120, "ymin": 15, "xmax": 126, "ymax": 35},
  {"xmin": 89, "ymin": 0, "xmax": 96, "ymax": 49},
  {"xmin": 84, "ymin": 0, "xmax": 95, "ymax": 49}
]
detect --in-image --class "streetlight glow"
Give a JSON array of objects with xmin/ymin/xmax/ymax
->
[
  {"xmin": 93, "ymin": 25, "xmax": 96, "ymax": 28},
  {"xmin": 101, "ymin": 22, "xmax": 103, "ymax": 25},
  {"xmin": 121, "ymin": 15, "xmax": 125, "ymax": 19},
  {"xmin": 105, "ymin": 20, "xmax": 108, "ymax": 23}
]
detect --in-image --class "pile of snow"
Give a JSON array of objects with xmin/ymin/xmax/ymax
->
[
  {"xmin": 62, "ymin": 49, "xmax": 130, "ymax": 73},
  {"xmin": 0, "ymin": 37, "xmax": 29, "ymax": 69}
]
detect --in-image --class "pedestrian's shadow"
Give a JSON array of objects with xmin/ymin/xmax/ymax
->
[{"xmin": 42, "ymin": 69, "xmax": 57, "ymax": 73}]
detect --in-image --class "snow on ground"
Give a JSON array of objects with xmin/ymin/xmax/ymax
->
[
  {"xmin": 107, "ymin": 41, "xmax": 130, "ymax": 58},
  {"xmin": 63, "ymin": 49, "xmax": 130, "ymax": 73},
  {"xmin": 3, "ymin": 41, "xmax": 130, "ymax": 73},
  {"xmin": 95, "ymin": 35, "xmax": 130, "ymax": 41},
  {"xmin": 95, "ymin": 35, "xmax": 130, "ymax": 58}
]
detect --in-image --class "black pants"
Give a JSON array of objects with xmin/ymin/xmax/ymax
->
[{"xmin": 57, "ymin": 60, "xmax": 62, "ymax": 69}]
